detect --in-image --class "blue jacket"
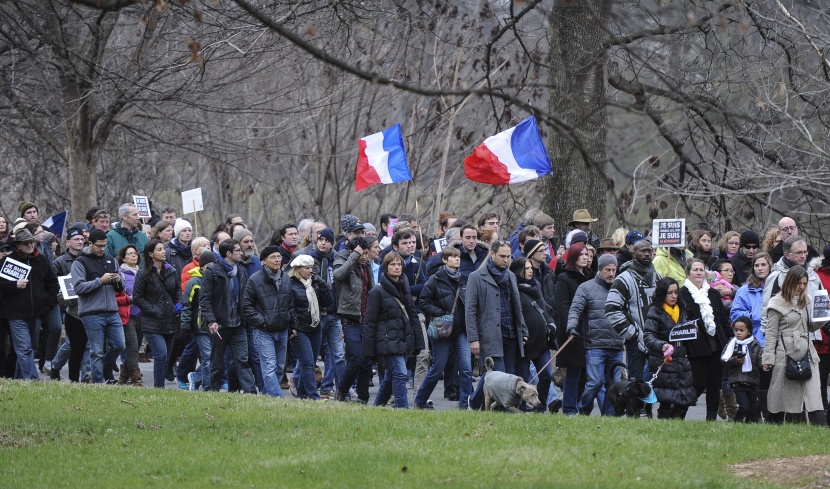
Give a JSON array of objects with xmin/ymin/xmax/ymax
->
[{"xmin": 731, "ymin": 283, "xmax": 765, "ymax": 347}]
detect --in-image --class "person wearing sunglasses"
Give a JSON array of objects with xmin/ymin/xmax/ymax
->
[{"xmin": 730, "ymin": 230, "xmax": 760, "ymax": 286}]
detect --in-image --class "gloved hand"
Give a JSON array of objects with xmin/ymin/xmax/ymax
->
[
  {"xmin": 663, "ymin": 344, "xmax": 674, "ymax": 358},
  {"xmin": 175, "ymin": 303, "xmax": 183, "ymax": 314}
]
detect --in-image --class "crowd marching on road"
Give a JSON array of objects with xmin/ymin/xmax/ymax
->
[{"xmin": 1, "ymin": 200, "xmax": 829, "ymax": 425}]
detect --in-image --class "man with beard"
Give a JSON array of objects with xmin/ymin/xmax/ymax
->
[
  {"xmin": 232, "ymin": 227, "xmax": 263, "ymax": 391},
  {"xmin": 605, "ymin": 239, "xmax": 660, "ymax": 384}
]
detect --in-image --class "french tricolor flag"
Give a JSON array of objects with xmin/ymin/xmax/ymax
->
[
  {"xmin": 464, "ymin": 116, "xmax": 552, "ymax": 185},
  {"xmin": 355, "ymin": 124, "xmax": 412, "ymax": 192}
]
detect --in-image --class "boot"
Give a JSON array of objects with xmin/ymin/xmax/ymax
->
[
  {"xmin": 807, "ymin": 410, "xmax": 827, "ymax": 427},
  {"xmin": 118, "ymin": 368, "xmax": 129, "ymax": 385},
  {"xmin": 723, "ymin": 392, "xmax": 738, "ymax": 421},
  {"xmin": 717, "ymin": 391, "xmax": 727, "ymax": 420},
  {"xmin": 129, "ymin": 369, "xmax": 143, "ymax": 387}
]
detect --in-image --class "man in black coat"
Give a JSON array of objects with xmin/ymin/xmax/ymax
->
[
  {"xmin": 0, "ymin": 229, "xmax": 59, "ymax": 379},
  {"xmin": 202, "ymin": 239, "xmax": 256, "ymax": 394}
]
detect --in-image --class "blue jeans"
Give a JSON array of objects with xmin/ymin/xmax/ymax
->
[
  {"xmin": 210, "ymin": 327, "xmax": 255, "ymax": 393},
  {"xmin": 8, "ymin": 318, "xmax": 40, "ymax": 380},
  {"xmin": 319, "ymin": 315, "xmax": 345, "ymax": 392},
  {"xmin": 470, "ymin": 356, "xmax": 506, "ymax": 410},
  {"xmin": 579, "ymin": 348, "xmax": 623, "ymax": 415},
  {"xmin": 291, "ymin": 328, "xmax": 322, "ymax": 399},
  {"xmin": 246, "ymin": 328, "xmax": 264, "ymax": 393},
  {"xmin": 253, "ymin": 329, "xmax": 288, "ymax": 397},
  {"xmin": 625, "ymin": 340, "xmax": 648, "ymax": 381},
  {"xmin": 518, "ymin": 350, "xmax": 554, "ymax": 411},
  {"xmin": 415, "ymin": 333, "xmax": 472, "ymax": 409},
  {"xmin": 175, "ymin": 332, "xmax": 199, "ymax": 383},
  {"xmin": 144, "ymin": 333, "xmax": 173, "ymax": 388},
  {"xmin": 374, "ymin": 355, "xmax": 409, "ymax": 408},
  {"xmin": 338, "ymin": 321, "xmax": 372, "ymax": 401},
  {"xmin": 82, "ymin": 313, "xmax": 125, "ymax": 384},
  {"xmin": 192, "ymin": 334, "xmax": 212, "ymax": 390}
]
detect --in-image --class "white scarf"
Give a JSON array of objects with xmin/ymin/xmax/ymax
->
[
  {"xmin": 684, "ymin": 278, "xmax": 716, "ymax": 337},
  {"xmin": 721, "ymin": 337, "xmax": 755, "ymax": 373},
  {"xmin": 300, "ymin": 277, "xmax": 320, "ymax": 328}
]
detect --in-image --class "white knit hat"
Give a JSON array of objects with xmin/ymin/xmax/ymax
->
[{"xmin": 174, "ymin": 218, "xmax": 192, "ymax": 237}]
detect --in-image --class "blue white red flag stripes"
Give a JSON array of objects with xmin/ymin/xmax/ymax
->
[
  {"xmin": 42, "ymin": 210, "xmax": 68, "ymax": 238},
  {"xmin": 464, "ymin": 116, "xmax": 552, "ymax": 185},
  {"xmin": 355, "ymin": 124, "xmax": 412, "ymax": 192}
]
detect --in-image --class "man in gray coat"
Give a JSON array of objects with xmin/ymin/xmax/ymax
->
[
  {"xmin": 466, "ymin": 241, "xmax": 528, "ymax": 409},
  {"xmin": 568, "ymin": 254, "xmax": 623, "ymax": 415}
]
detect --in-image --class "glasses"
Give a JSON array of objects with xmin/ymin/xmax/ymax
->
[
  {"xmin": 125, "ymin": 251, "xmax": 138, "ymax": 256},
  {"xmin": 780, "ymin": 225, "xmax": 797, "ymax": 233},
  {"xmin": 788, "ymin": 250, "xmax": 808, "ymax": 256},
  {"xmin": 232, "ymin": 248, "xmax": 243, "ymax": 253},
  {"xmin": 743, "ymin": 245, "xmax": 758, "ymax": 250},
  {"xmin": 20, "ymin": 240, "xmax": 35, "ymax": 246},
  {"xmin": 90, "ymin": 242, "xmax": 107, "ymax": 249}
]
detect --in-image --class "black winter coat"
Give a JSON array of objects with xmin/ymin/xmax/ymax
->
[
  {"xmin": 289, "ymin": 275, "xmax": 332, "ymax": 332},
  {"xmin": 242, "ymin": 267, "xmax": 294, "ymax": 331},
  {"xmin": 643, "ymin": 305, "xmax": 697, "ymax": 406},
  {"xmin": 199, "ymin": 262, "xmax": 248, "ymax": 330},
  {"xmin": 363, "ymin": 274, "xmax": 425, "ymax": 357},
  {"xmin": 133, "ymin": 263, "xmax": 182, "ymax": 335},
  {"xmin": 516, "ymin": 281, "xmax": 553, "ymax": 359},
  {"xmin": 418, "ymin": 266, "xmax": 464, "ymax": 339},
  {"xmin": 679, "ymin": 286, "xmax": 733, "ymax": 358},
  {"xmin": 0, "ymin": 250, "xmax": 59, "ymax": 320},
  {"xmin": 554, "ymin": 268, "xmax": 593, "ymax": 368}
]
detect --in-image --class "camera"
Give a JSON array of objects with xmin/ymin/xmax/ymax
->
[{"xmin": 733, "ymin": 348, "xmax": 746, "ymax": 358}]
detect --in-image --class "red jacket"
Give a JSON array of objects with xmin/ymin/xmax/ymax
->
[{"xmin": 116, "ymin": 290, "xmax": 131, "ymax": 325}]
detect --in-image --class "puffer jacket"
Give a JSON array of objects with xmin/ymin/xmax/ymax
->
[
  {"xmin": 133, "ymin": 263, "xmax": 182, "ymax": 335},
  {"xmin": 418, "ymin": 266, "xmax": 465, "ymax": 338},
  {"xmin": 516, "ymin": 279, "xmax": 554, "ymax": 359},
  {"xmin": 567, "ymin": 274, "xmax": 623, "ymax": 351},
  {"xmin": 643, "ymin": 305, "xmax": 697, "ymax": 406},
  {"xmin": 243, "ymin": 267, "xmax": 293, "ymax": 331},
  {"xmin": 289, "ymin": 275, "xmax": 332, "ymax": 332},
  {"xmin": 333, "ymin": 248, "xmax": 374, "ymax": 319},
  {"xmin": 199, "ymin": 262, "xmax": 248, "ymax": 330},
  {"xmin": 363, "ymin": 274, "xmax": 425, "ymax": 357},
  {"xmin": 0, "ymin": 249, "xmax": 59, "ymax": 320},
  {"xmin": 554, "ymin": 268, "xmax": 593, "ymax": 368},
  {"xmin": 731, "ymin": 283, "xmax": 764, "ymax": 347}
]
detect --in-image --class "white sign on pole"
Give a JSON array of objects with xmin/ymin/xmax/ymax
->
[
  {"xmin": 133, "ymin": 195, "xmax": 152, "ymax": 219},
  {"xmin": 651, "ymin": 218, "xmax": 686, "ymax": 248},
  {"xmin": 182, "ymin": 188, "xmax": 204, "ymax": 215},
  {"xmin": 58, "ymin": 275, "xmax": 78, "ymax": 300}
]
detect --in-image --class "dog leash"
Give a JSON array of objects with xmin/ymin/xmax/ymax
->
[
  {"xmin": 646, "ymin": 356, "xmax": 672, "ymax": 388},
  {"xmin": 529, "ymin": 334, "xmax": 574, "ymax": 384}
]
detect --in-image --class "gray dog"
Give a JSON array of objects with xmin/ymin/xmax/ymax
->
[{"xmin": 483, "ymin": 357, "xmax": 541, "ymax": 413}]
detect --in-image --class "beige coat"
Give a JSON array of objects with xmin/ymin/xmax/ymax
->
[{"xmin": 762, "ymin": 294, "xmax": 823, "ymax": 413}]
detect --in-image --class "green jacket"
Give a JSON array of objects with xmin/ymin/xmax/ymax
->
[{"xmin": 106, "ymin": 223, "xmax": 149, "ymax": 261}]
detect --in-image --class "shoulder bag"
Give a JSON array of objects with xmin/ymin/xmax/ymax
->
[{"xmin": 427, "ymin": 285, "xmax": 461, "ymax": 340}]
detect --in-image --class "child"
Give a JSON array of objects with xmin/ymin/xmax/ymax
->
[{"xmin": 720, "ymin": 316, "xmax": 762, "ymax": 422}]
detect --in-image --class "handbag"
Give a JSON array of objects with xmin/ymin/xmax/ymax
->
[
  {"xmin": 780, "ymin": 332, "xmax": 812, "ymax": 381},
  {"xmin": 530, "ymin": 300, "xmax": 557, "ymax": 349},
  {"xmin": 427, "ymin": 285, "xmax": 462, "ymax": 340}
]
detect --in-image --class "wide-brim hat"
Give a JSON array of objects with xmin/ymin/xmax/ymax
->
[
  {"xmin": 598, "ymin": 238, "xmax": 618, "ymax": 251},
  {"xmin": 13, "ymin": 229, "xmax": 35, "ymax": 244},
  {"xmin": 568, "ymin": 209, "xmax": 598, "ymax": 226}
]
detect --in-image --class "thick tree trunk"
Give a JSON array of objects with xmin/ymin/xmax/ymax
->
[{"xmin": 544, "ymin": 0, "xmax": 610, "ymax": 239}]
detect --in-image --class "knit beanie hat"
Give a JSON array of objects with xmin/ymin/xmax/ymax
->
[
  {"xmin": 260, "ymin": 245, "xmax": 281, "ymax": 262},
  {"xmin": 199, "ymin": 249, "xmax": 217, "ymax": 268},
  {"xmin": 598, "ymin": 254, "xmax": 618, "ymax": 271},
  {"xmin": 317, "ymin": 227, "xmax": 335, "ymax": 244},
  {"xmin": 18, "ymin": 201, "xmax": 37, "ymax": 218},
  {"xmin": 233, "ymin": 228, "xmax": 253, "ymax": 242},
  {"xmin": 565, "ymin": 230, "xmax": 588, "ymax": 249},
  {"xmin": 173, "ymin": 218, "xmax": 192, "ymax": 238},
  {"xmin": 523, "ymin": 239, "xmax": 545, "ymax": 258},
  {"xmin": 739, "ymin": 230, "xmax": 760, "ymax": 248}
]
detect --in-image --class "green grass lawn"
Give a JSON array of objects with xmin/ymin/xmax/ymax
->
[{"xmin": 0, "ymin": 380, "xmax": 827, "ymax": 488}]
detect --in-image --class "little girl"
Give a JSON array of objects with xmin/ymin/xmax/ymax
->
[{"xmin": 721, "ymin": 316, "xmax": 762, "ymax": 422}]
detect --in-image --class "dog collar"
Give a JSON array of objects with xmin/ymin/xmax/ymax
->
[{"xmin": 639, "ymin": 389, "xmax": 657, "ymax": 404}]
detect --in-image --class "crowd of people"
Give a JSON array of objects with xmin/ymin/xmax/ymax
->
[{"xmin": 0, "ymin": 201, "xmax": 827, "ymax": 425}]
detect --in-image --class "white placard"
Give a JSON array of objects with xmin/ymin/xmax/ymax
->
[
  {"xmin": 58, "ymin": 274, "xmax": 78, "ymax": 300},
  {"xmin": 132, "ymin": 195, "xmax": 152, "ymax": 219},
  {"xmin": 651, "ymin": 218, "xmax": 685, "ymax": 248},
  {"xmin": 668, "ymin": 319, "xmax": 698, "ymax": 342},
  {"xmin": 182, "ymin": 188, "xmax": 204, "ymax": 215},
  {"xmin": 812, "ymin": 290, "xmax": 830, "ymax": 322},
  {"xmin": 433, "ymin": 237, "xmax": 447, "ymax": 253},
  {"xmin": 0, "ymin": 257, "xmax": 32, "ymax": 281}
]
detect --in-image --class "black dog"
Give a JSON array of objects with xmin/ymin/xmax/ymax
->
[{"xmin": 606, "ymin": 379, "xmax": 652, "ymax": 417}]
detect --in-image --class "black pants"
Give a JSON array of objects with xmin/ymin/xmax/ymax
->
[
  {"xmin": 732, "ymin": 382, "xmax": 758, "ymax": 423},
  {"xmin": 64, "ymin": 314, "xmax": 88, "ymax": 382},
  {"xmin": 657, "ymin": 403, "xmax": 688, "ymax": 420},
  {"xmin": 443, "ymin": 346, "xmax": 458, "ymax": 397},
  {"xmin": 818, "ymin": 352, "xmax": 830, "ymax": 410},
  {"xmin": 0, "ymin": 318, "xmax": 16, "ymax": 378},
  {"xmin": 338, "ymin": 321, "xmax": 372, "ymax": 401},
  {"xmin": 690, "ymin": 354, "xmax": 723, "ymax": 419}
]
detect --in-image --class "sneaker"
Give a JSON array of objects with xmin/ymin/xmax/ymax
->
[
  {"xmin": 221, "ymin": 382, "xmax": 229, "ymax": 391},
  {"xmin": 415, "ymin": 404, "xmax": 434, "ymax": 410},
  {"xmin": 50, "ymin": 368, "xmax": 61, "ymax": 381},
  {"xmin": 177, "ymin": 378, "xmax": 189, "ymax": 390},
  {"xmin": 467, "ymin": 395, "xmax": 473, "ymax": 411},
  {"xmin": 104, "ymin": 379, "xmax": 118, "ymax": 385},
  {"xmin": 548, "ymin": 399, "xmax": 562, "ymax": 414},
  {"xmin": 187, "ymin": 372, "xmax": 198, "ymax": 391},
  {"xmin": 319, "ymin": 390, "xmax": 334, "ymax": 400}
]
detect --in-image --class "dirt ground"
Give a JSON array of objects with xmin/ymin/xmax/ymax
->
[{"xmin": 728, "ymin": 455, "xmax": 830, "ymax": 488}]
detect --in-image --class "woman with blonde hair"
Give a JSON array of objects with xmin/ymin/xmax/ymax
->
[
  {"xmin": 762, "ymin": 266, "xmax": 826, "ymax": 425},
  {"xmin": 610, "ymin": 227, "xmax": 628, "ymax": 248},
  {"xmin": 763, "ymin": 227, "xmax": 780, "ymax": 252},
  {"xmin": 717, "ymin": 231, "xmax": 741, "ymax": 261}
]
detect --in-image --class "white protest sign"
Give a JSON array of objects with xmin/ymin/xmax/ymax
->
[
  {"xmin": 0, "ymin": 257, "xmax": 32, "ymax": 282},
  {"xmin": 812, "ymin": 290, "xmax": 830, "ymax": 322},
  {"xmin": 58, "ymin": 275, "xmax": 78, "ymax": 300},
  {"xmin": 133, "ymin": 195, "xmax": 152, "ymax": 219},
  {"xmin": 668, "ymin": 319, "xmax": 698, "ymax": 342},
  {"xmin": 651, "ymin": 218, "xmax": 685, "ymax": 248},
  {"xmin": 182, "ymin": 188, "xmax": 204, "ymax": 215},
  {"xmin": 433, "ymin": 237, "xmax": 447, "ymax": 253}
]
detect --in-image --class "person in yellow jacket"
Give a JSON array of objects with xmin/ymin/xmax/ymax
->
[{"xmin": 653, "ymin": 246, "xmax": 693, "ymax": 284}]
